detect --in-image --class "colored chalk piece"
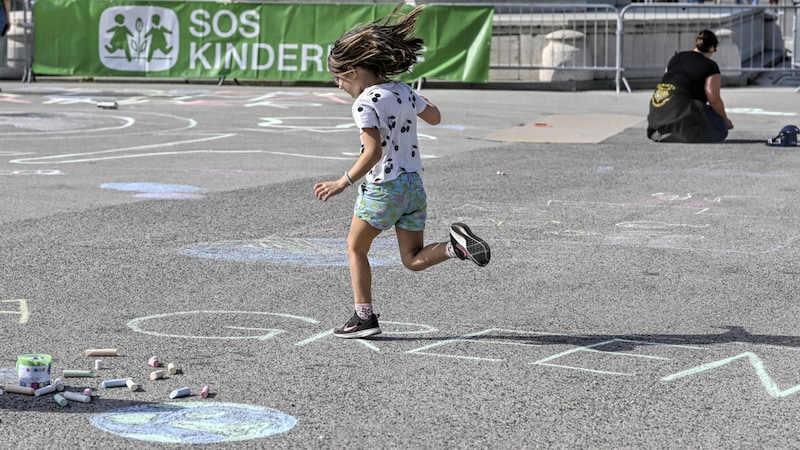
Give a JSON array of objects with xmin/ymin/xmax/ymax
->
[
  {"xmin": 126, "ymin": 379, "xmax": 139, "ymax": 391},
  {"xmin": 96, "ymin": 101, "xmax": 118, "ymax": 109},
  {"xmin": 54, "ymin": 394, "xmax": 69, "ymax": 406},
  {"xmin": 54, "ymin": 379, "xmax": 65, "ymax": 391},
  {"xmin": 63, "ymin": 370, "xmax": 93, "ymax": 378},
  {"xmin": 149, "ymin": 370, "xmax": 166, "ymax": 381},
  {"xmin": 34, "ymin": 384, "xmax": 57, "ymax": 397},
  {"xmin": 101, "ymin": 377, "xmax": 133, "ymax": 388},
  {"xmin": 94, "ymin": 359, "xmax": 103, "ymax": 370},
  {"xmin": 83, "ymin": 388, "xmax": 92, "ymax": 397},
  {"xmin": 84, "ymin": 348, "xmax": 118, "ymax": 357},
  {"xmin": 201, "ymin": 385, "xmax": 210, "ymax": 399},
  {"xmin": 62, "ymin": 391, "xmax": 91, "ymax": 403},
  {"xmin": 2, "ymin": 385, "xmax": 35, "ymax": 395},
  {"xmin": 169, "ymin": 387, "xmax": 191, "ymax": 399},
  {"xmin": 167, "ymin": 363, "xmax": 178, "ymax": 375},
  {"xmin": 148, "ymin": 356, "xmax": 160, "ymax": 367}
]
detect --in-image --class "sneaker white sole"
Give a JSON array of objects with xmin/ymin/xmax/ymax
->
[
  {"xmin": 450, "ymin": 223, "xmax": 491, "ymax": 267},
  {"xmin": 333, "ymin": 327, "xmax": 382, "ymax": 339}
]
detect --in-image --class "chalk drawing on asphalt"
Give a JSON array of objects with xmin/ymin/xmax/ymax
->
[
  {"xmin": 727, "ymin": 108, "xmax": 797, "ymax": 116},
  {"xmin": 662, "ymin": 352, "xmax": 800, "ymax": 398},
  {"xmin": 127, "ymin": 311, "xmax": 320, "ymax": 340},
  {"xmin": 90, "ymin": 402, "xmax": 297, "ymax": 444},
  {"xmin": 0, "ymin": 111, "xmax": 135, "ymax": 135},
  {"xmin": 0, "ymin": 169, "xmax": 63, "ymax": 176},
  {"xmin": 544, "ymin": 193, "xmax": 800, "ymax": 254},
  {"xmin": 126, "ymin": 310, "xmax": 800, "ymax": 398},
  {"xmin": 0, "ymin": 299, "xmax": 30, "ymax": 324},
  {"xmin": 9, "ymin": 134, "xmax": 230, "ymax": 164},
  {"xmin": 100, "ymin": 182, "xmax": 206, "ymax": 200},
  {"xmin": 0, "ymin": 366, "xmax": 17, "ymax": 384},
  {"xmin": 181, "ymin": 237, "xmax": 401, "ymax": 266}
]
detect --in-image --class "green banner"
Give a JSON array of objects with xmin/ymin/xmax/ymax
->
[{"xmin": 32, "ymin": 1, "xmax": 492, "ymax": 82}]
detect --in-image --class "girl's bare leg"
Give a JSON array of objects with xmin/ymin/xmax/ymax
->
[
  {"xmin": 347, "ymin": 216, "xmax": 382, "ymax": 304},
  {"xmin": 395, "ymin": 227, "xmax": 450, "ymax": 271}
]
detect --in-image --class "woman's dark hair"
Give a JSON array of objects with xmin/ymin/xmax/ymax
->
[
  {"xmin": 695, "ymin": 29, "xmax": 719, "ymax": 53},
  {"xmin": 327, "ymin": 3, "xmax": 425, "ymax": 79}
]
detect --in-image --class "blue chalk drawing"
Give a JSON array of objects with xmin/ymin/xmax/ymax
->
[
  {"xmin": 100, "ymin": 182, "xmax": 204, "ymax": 193},
  {"xmin": 181, "ymin": 237, "xmax": 401, "ymax": 266},
  {"xmin": 132, "ymin": 192, "xmax": 204, "ymax": 200},
  {"xmin": 100, "ymin": 182, "xmax": 206, "ymax": 199},
  {"xmin": 0, "ymin": 366, "xmax": 18, "ymax": 383},
  {"xmin": 90, "ymin": 402, "xmax": 297, "ymax": 444}
]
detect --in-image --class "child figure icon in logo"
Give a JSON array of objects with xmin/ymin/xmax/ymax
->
[
  {"xmin": 104, "ymin": 14, "xmax": 133, "ymax": 62},
  {"xmin": 145, "ymin": 14, "xmax": 173, "ymax": 62}
]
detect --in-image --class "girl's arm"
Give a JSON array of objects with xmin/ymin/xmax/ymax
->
[
  {"xmin": 418, "ymin": 96, "xmax": 441, "ymax": 125},
  {"xmin": 313, "ymin": 127, "xmax": 382, "ymax": 202}
]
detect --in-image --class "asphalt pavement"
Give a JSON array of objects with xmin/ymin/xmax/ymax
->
[{"xmin": 1, "ymin": 79, "xmax": 800, "ymax": 448}]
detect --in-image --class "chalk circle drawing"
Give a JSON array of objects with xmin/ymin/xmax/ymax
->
[
  {"xmin": 181, "ymin": 237, "xmax": 401, "ymax": 266},
  {"xmin": 128, "ymin": 311, "xmax": 319, "ymax": 340},
  {"xmin": 0, "ymin": 111, "xmax": 135, "ymax": 134},
  {"xmin": 90, "ymin": 402, "xmax": 297, "ymax": 444},
  {"xmin": 100, "ymin": 182, "xmax": 205, "ymax": 199}
]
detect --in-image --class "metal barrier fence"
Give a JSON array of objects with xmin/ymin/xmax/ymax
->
[
  {"xmin": 490, "ymin": 3, "xmax": 620, "ymax": 84},
  {"xmin": 0, "ymin": 0, "xmax": 33, "ymax": 82},
  {"xmin": 487, "ymin": 2, "xmax": 798, "ymax": 92},
  {"xmin": 616, "ymin": 3, "xmax": 799, "ymax": 92},
  {"xmin": 1, "ymin": 1, "xmax": 798, "ymax": 92}
]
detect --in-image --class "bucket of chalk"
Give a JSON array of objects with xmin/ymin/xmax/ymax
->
[{"xmin": 16, "ymin": 354, "xmax": 52, "ymax": 389}]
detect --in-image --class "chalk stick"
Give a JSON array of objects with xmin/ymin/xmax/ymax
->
[
  {"xmin": 54, "ymin": 378, "xmax": 65, "ymax": 391},
  {"xmin": 54, "ymin": 393, "xmax": 69, "ymax": 406},
  {"xmin": 34, "ymin": 384, "xmax": 57, "ymax": 397},
  {"xmin": 101, "ymin": 377, "xmax": 133, "ymax": 388},
  {"xmin": 125, "ymin": 379, "xmax": 139, "ymax": 391},
  {"xmin": 83, "ymin": 388, "xmax": 92, "ymax": 397},
  {"xmin": 149, "ymin": 370, "xmax": 166, "ymax": 381},
  {"xmin": 148, "ymin": 356, "xmax": 160, "ymax": 368},
  {"xmin": 201, "ymin": 385, "xmax": 210, "ymax": 399},
  {"xmin": 84, "ymin": 348, "xmax": 118, "ymax": 357},
  {"xmin": 167, "ymin": 362, "xmax": 178, "ymax": 375},
  {"xmin": 169, "ymin": 387, "xmax": 191, "ymax": 399},
  {"xmin": 62, "ymin": 391, "xmax": 91, "ymax": 403},
  {"xmin": 96, "ymin": 101, "xmax": 118, "ymax": 110},
  {"xmin": 2, "ymin": 385, "xmax": 35, "ymax": 395},
  {"xmin": 94, "ymin": 359, "xmax": 104, "ymax": 370},
  {"xmin": 63, "ymin": 370, "xmax": 93, "ymax": 378}
]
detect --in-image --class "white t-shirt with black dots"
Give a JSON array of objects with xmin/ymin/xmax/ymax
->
[{"xmin": 352, "ymin": 81, "xmax": 428, "ymax": 184}]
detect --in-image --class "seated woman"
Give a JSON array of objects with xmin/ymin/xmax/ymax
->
[{"xmin": 647, "ymin": 29, "xmax": 734, "ymax": 143}]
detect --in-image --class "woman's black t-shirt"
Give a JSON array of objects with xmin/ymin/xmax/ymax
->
[{"xmin": 660, "ymin": 51, "xmax": 721, "ymax": 102}]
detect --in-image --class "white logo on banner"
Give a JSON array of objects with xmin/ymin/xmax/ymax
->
[{"xmin": 99, "ymin": 6, "xmax": 179, "ymax": 72}]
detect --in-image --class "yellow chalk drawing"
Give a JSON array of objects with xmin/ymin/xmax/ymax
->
[{"xmin": 0, "ymin": 299, "xmax": 29, "ymax": 324}]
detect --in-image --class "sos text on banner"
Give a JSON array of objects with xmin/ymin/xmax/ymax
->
[{"xmin": 32, "ymin": 1, "xmax": 493, "ymax": 83}]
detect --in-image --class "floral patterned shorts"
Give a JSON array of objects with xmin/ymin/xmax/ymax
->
[{"xmin": 354, "ymin": 172, "xmax": 427, "ymax": 231}]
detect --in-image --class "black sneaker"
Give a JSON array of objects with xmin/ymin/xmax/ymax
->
[
  {"xmin": 333, "ymin": 313, "xmax": 382, "ymax": 339},
  {"xmin": 450, "ymin": 222, "xmax": 491, "ymax": 267}
]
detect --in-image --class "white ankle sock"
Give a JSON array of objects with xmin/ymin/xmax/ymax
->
[
  {"xmin": 446, "ymin": 242, "xmax": 457, "ymax": 258},
  {"xmin": 355, "ymin": 303, "xmax": 373, "ymax": 320}
]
